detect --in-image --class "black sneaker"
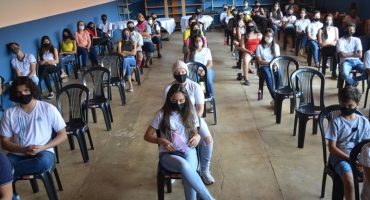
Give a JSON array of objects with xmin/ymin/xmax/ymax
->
[
  {"xmin": 47, "ymin": 93, "xmax": 54, "ymax": 99},
  {"xmin": 158, "ymin": 54, "xmax": 162, "ymax": 58}
]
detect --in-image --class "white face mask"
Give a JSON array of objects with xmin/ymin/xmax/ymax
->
[
  {"xmin": 79, "ymin": 26, "xmax": 84, "ymax": 30},
  {"xmin": 265, "ymin": 37, "xmax": 273, "ymax": 44},
  {"xmin": 274, "ymin": 7, "xmax": 279, "ymax": 11},
  {"xmin": 195, "ymin": 42, "xmax": 203, "ymax": 48},
  {"xmin": 148, "ymin": 20, "xmax": 153, "ymax": 24}
]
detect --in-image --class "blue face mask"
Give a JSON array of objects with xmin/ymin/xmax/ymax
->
[{"xmin": 124, "ymin": 34, "xmax": 130, "ymax": 40}]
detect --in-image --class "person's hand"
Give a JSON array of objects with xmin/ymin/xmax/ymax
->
[
  {"xmin": 356, "ymin": 161, "xmax": 363, "ymax": 171},
  {"xmin": 198, "ymin": 70, "xmax": 205, "ymax": 76},
  {"xmin": 273, "ymin": 64, "xmax": 278, "ymax": 72},
  {"xmin": 187, "ymin": 134, "xmax": 200, "ymax": 147},
  {"xmin": 39, "ymin": 60, "xmax": 46, "ymax": 65},
  {"xmin": 24, "ymin": 145, "xmax": 44, "ymax": 155},
  {"xmin": 159, "ymin": 138, "xmax": 176, "ymax": 152},
  {"xmin": 86, "ymin": 46, "xmax": 90, "ymax": 52}
]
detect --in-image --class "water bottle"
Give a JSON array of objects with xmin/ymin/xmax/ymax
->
[{"xmin": 258, "ymin": 88, "xmax": 262, "ymax": 101}]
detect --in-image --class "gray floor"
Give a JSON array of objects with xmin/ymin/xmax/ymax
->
[{"xmin": 5, "ymin": 30, "xmax": 368, "ymax": 200}]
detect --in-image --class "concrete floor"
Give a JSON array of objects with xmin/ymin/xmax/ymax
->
[{"xmin": 6, "ymin": 30, "xmax": 369, "ymax": 200}]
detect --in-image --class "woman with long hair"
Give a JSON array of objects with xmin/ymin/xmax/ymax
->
[
  {"xmin": 59, "ymin": 28, "xmax": 77, "ymax": 82},
  {"xmin": 255, "ymin": 28, "xmax": 280, "ymax": 107},
  {"xmin": 269, "ymin": 2, "xmax": 283, "ymax": 39},
  {"xmin": 144, "ymin": 83, "xmax": 214, "ymax": 200},
  {"xmin": 117, "ymin": 28, "xmax": 137, "ymax": 92},
  {"xmin": 239, "ymin": 20, "xmax": 262, "ymax": 85},
  {"xmin": 318, "ymin": 14, "xmax": 339, "ymax": 79},
  {"xmin": 295, "ymin": 8, "xmax": 310, "ymax": 57},
  {"xmin": 37, "ymin": 35, "xmax": 59, "ymax": 99}
]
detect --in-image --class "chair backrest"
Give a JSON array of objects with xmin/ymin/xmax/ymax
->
[
  {"xmin": 290, "ymin": 68, "xmax": 325, "ymax": 109},
  {"xmin": 100, "ymin": 52, "xmax": 124, "ymax": 80},
  {"xmin": 318, "ymin": 104, "xmax": 363, "ymax": 166},
  {"xmin": 185, "ymin": 61, "xmax": 209, "ymax": 94},
  {"xmin": 81, "ymin": 67, "xmax": 110, "ymax": 99},
  {"xmin": 269, "ymin": 56, "xmax": 300, "ymax": 91},
  {"xmin": 350, "ymin": 139, "xmax": 370, "ymax": 200},
  {"xmin": 112, "ymin": 29, "xmax": 123, "ymax": 43},
  {"xmin": 56, "ymin": 83, "xmax": 90, "ymax": 123}
]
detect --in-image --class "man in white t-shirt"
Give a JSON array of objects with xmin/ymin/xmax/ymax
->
[
  {"xmin": 337, "ymin": 22, "xmax": 366, "ymax": 87},
  {"xmin": 99, "ymin": 14, "xmax": 113, "ymax": 53},
  {"xmin": 7, "ymin": 42, "xmax": 39, "ymax": 85},
  {"xmin": 0, "ymin": 76, "xmax": 67, "ymax": 179}
]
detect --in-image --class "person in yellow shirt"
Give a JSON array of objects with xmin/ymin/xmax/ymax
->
[{"xmin": 182, "ymin": 17, "xmax": 206, "ymax": 53}]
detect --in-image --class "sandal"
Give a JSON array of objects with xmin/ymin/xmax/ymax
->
[{"xmin": 244, "ymin": 80, "xmax": 251, "ymax": 86}]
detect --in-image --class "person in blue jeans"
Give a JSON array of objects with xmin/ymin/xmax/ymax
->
[
  {"xmin": 117, "ymin": 28, "xmax": 137, "ymax": 92},
  {"xmin": 0, "ymin": 77, "xmax": 67, "ymax": 200},
  {"xmin": 0, "ymin": 151, "xmax": 13, "ymax": 200},
  {"xmin": 144, "ymin": 84, "xmax": 214, "ymax": 200},
  {"xmin": 74, "ymin": 21, "xmax": 99, "ymax": 71},
  {"xmin": 256, "ymin": 28, "xmax": 280, "ymax": 107},
  {"xmin": 306, "ymin": 10, "xmax": 323, "ymax": 68},
  {"xmin": 337, "ymin": 22, "xmax": 366, "ymax": 87},
  {"xmin": 295, "ymin": 8, "xmax": 310, "ymax": 57}
]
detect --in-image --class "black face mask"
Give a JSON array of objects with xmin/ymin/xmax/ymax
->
[
  {"xmin": 314, "ymin": 18, "xmax": 320, "ymax": 22},
  {"xmin": 223, "ymin": 8, "xmax": 227, "ymax": 11},
  {"xmin": 340, "ymin": 106, "xmax": 356, "ymax": 116},
  {"xmin": 170, "ymin": 102, "xmax": 186, "ymax": 112},
  {"xmin": 15, "ymin": 94, "xmax": 33, "ymax": 105},
  {"xmin": 43, "ymin": 43, "xmax": 50, "ymax": 48},
  {"xmin": 287, "ymin": 13, "xmax": 292, "ymax": 16},
  {"xmin": 196, "ymin": 11, "xmax": 201, "ymax": 15},
  {"xmin": 174, "ymin": 74, "xmax": 187, "ymax": 83},
  {"xmin": 247, "ymin": 26, "xmax": 255, "ymax": 32},
  {"xmin": 129, "ymin": 27, "xmax": 135, "ymax": 32},
  {"xmin": 89, "ymin": 26, "xmax": 95, "ymax": 30},
  {"xmin": 193, "ymin": 29, "xmax": 200, "ymax": 35},
  {"xmin": 344, "ymin": 30, "xmax": 354, "ymax": 37},
  {"xmin": 63, "ymin": 35, "xmax": 69, "ymax": 40},
  {"xmin": 102, "ymin": 18, "xmax": 107, "ymax": 22},
  {"xmin": 152, "ymin": 17, "xmax": 157, "ymax": 20},
  {"xmin": 254, "ymin": 5, "xmax": 260, "ymax": 8},
  {"xmin": 11, "ymin": 48, "xmax": 19, "ymax": 55},
  {"xmin": 138, "ymin": 20, "xmax": 144, "ymax": 25}
]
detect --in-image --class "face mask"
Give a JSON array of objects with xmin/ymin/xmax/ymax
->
[
  {"xmin": 193, "ymin": 29, "xmax": 200, "ymax": 35},
  {"xmin": 287, "ymin": 13, "xmax": 292, "ymax": 16},
  {"xmin": 314, "ymin": 18, "xmax": 320, "ymax": 22},
  {"xmin": 15, "ymin": 94, "xmax": 33, "ymax": 105},
  {"xmin": 148, "ymin": 20, "xmax": 153, "ymax": 24},
  {"xmin": 350, "ymin": 14, "xmax": 356, "ymax": 18},
  {"xmin": 247, "ymin": 26, "xmax": 255, "ymax": 32},
  {"xmin": 124, "ymin": 34, "xmax": 130, "ymax": 40},
  {"xmin": 196, "ymin": 11, "xmax": 201, "ymax": 15},
  {"xmin": 138, "ymin": 20, "xmax": 143, "ymax": 25},
  {"xmin": 170, "ymin": 102, "xmax": 186, "ymax": 112},
  {"xmin": 255, "ymin": 5, "xmax": 260, "ymax": 8},
  {"xmin": 238, "ymin": 15, "xmax": 243, "ymax": 20},
  {"xmin": 152, "ymin": 17, "xmax": 157, "ymax": 20},
  {"xmin": 340, "ymin": 106, "xmax": 356, "ymax": 116},
  {"xmin": 325, "ymin": 21, "xmax": 332, "ymax": 26},
  {"xmin": 89, "ymin": 26, "xmax": 95, "ymax": 30},
  {"xmin": 274, "ymin": 7, "xmax": 279, "ymax": 11},
  {"xmin": 344, "ymin": 30, "xmax": 354, "ymax": 37},
  {"xmin": 79, "ymin": 26, "xmax": 84, "ymax": 30},
  {"xmin": 43, "ymin": 43, "xmax": 50, "ymax": 48},
  {"xmin": 102, "ymin": 18, "xmax": 107, "ymax": 22},
  {"xmin": 174, "ymin": 74, "xmax": 187, "ymax": 83},
  {"xmin": 195, "ymin": 42, "xmax": 203, "ymax": 48},
  {"xmin": 129, "ymin": 27, "xmax": 135, "ymax": 32},
  {"xmin": 11, "ymin": 47, "xmax": 19, "ymax": 55},
  {"xmin": 63, "ymin": 35, "xmax": 69, "ymax": 40},
  {"xmin": 223, "ymin": 8, "xmax": 227, "ymax": 11},
  {"xmin": 265, "ymin": 37, "xmax": 273, "ymax": 43}
]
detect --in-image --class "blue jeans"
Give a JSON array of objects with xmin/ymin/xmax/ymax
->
[
  {"xmin": 340, "ymin": 59, "xmax": 366, "ymax": 86},
  {"xmin": 299, "ymin": 33, "xmax": 308, "ymax": 49},
  {"xmin": 271, "ymin": 24, "xmax": 278, "ymax": 39},
  {"xmin": 308, "ymin": 40, "xmax": 320, "ymax": 64},
  {"xmin": 259, "ymin": 66, "xmax": 275, "ymax": 99},
  {"xmin": 59, "ymin": 54, "xmax": 76, "ymax": 73},
  {"xmin": 77, "ymin": 46, "xmax": 98, "ymax": 67},
  {"xmin": 123, "ymin": 56, "xmax": 136, "ymax": 78},
  {"xmin": 160, "ymin": 148, "xmax": 214, "ymax": 200},
  {"xmin": 152, "ymin": 36, "xmax": 162, "ymax": 44},
  {"xmin": 30, "ymin": 75, "xmax": 39, "ymax": 86},
  {"xmin": 142, "ymin": 41, "xmax": 154, "ymax": 57},
  {"xmin": 207, "ymin": 68, "xmax": 215, "ymax": 97},
  {"xmin": 7, "ymin": 151, "xmax": 55, "ymax": 179},
  {"xmin": 199, "ymin": 118, "xmax": 213, "ymax": 172}
]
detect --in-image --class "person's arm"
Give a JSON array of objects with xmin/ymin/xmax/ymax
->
[
  {"xmin": 317, "ymin": 29, "xmax": 324, "ymax": 47},
  {"xmin": 365, "ymin": 20, "xmax": 370, "ymax": 35},
  {"xmin": 0, "ymin": 182, "xmax": 13, "ymax": 200},
  {"xmin": 43, "ymin": 48, "xmax": 59, "ymax": 65},
  {"xmin": 342, "ymin": 18, "xmax": 347, "ymax": 29},
  {"xmin": 291, "ymin": 16, "xmax": 296, "ymax": 24},
  {"xmin": 144, "ymin": 125, "xmax": 176, "ymax": 152},
  {"xmin": 306, "ymin": 25, "xmax": 316, "ymax": 41},
  {"xmin": 328, "ymin": 140, "xmax": 350, "ymax": 161},
  {"xmin": 28, "ymin": 63, "xmax": 36, "ymax": 78},
  {"xmin": 59, "ymin": 41, "xmax": 65, "ymax": 55},
  {"xmin": 260, "ymin": 8, "xmax": 266, "ymax": 18},
  {"xmin": 117, "ymin": 42, "xmax": 126, "ymax": 56},
  {"xmin": 256, "ymin": 56, "xmax": 269, "ymax": 66},
  {"xmin": 282, "ymin": 17, "xmax": 288, "ymax": 29},
  {"xmin": 295, "ymin": 22, "xmax": 301, "ymax": 34},
  {"xmin": 206, "ymin": 60, "xmax": 213, "ymax": 70},
  {"xmin": 183, "ymin": 48, "xmax": 189, "ymax": 62},
  {"xmin": 153, "ymin": 24, "xmax": 161, "ymax": 37},
  {"xmin": 138, "ymin": 28, "xmax": 151, "ymax": 38},
  {"xmin": 13, "ymin": 68, "xmax": 22, "ymax": 77},
  {"xmin": 107, "ymin": 23, "xmax": 112, "ymax": 36},
  {"xmin": 86, "ymin": 32, "xmax": 91, "ymax": 49},
  {"xmin": 1, "ymin": 136, "xmax": 29, "ymax": 153},
  {"xmin": 37, "ymin": 128, "xmax": 67, "ymax": 155},
  {"xmin": 337, "ymin": 41, "xmax": 362, "ymax": 58},
  {"xmin": 326, "ymin": 27, "xmax": 339, "ymax": 46}
]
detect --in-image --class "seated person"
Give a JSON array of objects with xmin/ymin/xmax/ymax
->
[
  {"xmin": 317, "ymin": 14, "xmax": 339, "ymax": 79},
  {"xmin": 242, "ymin": 0, "xmax": 252, "ymax": 20},
  {"xmin": 337, "ymin": 22, "xmax": 366, "ymax": 87},
  {"xmin": 0, "ymin": 76, "xmax": 67, "ymax": 186},
  {"xmin": 135, "ymin": 13, "xmax": 155, "ymax": 68},
  {"xmin": 342, "ymin": 2, "xmax": 362, "ymax": 37},
  {"xmin": 146, "ymin": 15, "xmax": 162, "ymax": 58},
  {"xmin": 307, "ymin": 10, "xmax": 323, "ymax": 68},
  {"xmin": 37, "ymin": 36, "xmax": 59, "ymax": 99},
  {"xmin": 232, "ymin": 11, "xmax": 246, "ymax": 57},
  {"xmin": 74, "ymin": 20, "xmax": 99, "ymax": 71},
  {"xmin": 285, "ymin": 0, "xmax": 299, "ymax": 14},
  {"xmin": 0, "ymin": 151, "xmax": 13, "ymax": 200},
  {"xmin": 270, "ymin": 2, "xmax": 283, "ymax": 39},
  {"xmin": 59, "ymin": 28, "xmax": 77, "ymax": 82},
  {"xmin": 359, "ymin": 140, "xmax": 370, "ymax": 200},
  {"xmin": 86, "ymin": 22, "xmax": 112, "ymax": 54},
  {"xmin": 282, "ymin": 5, "xmax": 297, "ymax": 52},
  {"xmin": 127, "ymin": 21, "xmax": 144, "ymax": 69},
  {"xmin": 295, "ymin": 8, "xmax": 311, "ymax": 57},
  {"xmin": 250, "ymin": 0, "xmax": 267, "ymax": 33},
  {"xmin": 360, "ymin": 19, "xmax": 370, "ymax": 53},
  {"xmin": 117, "ymin": 28, "xmax": 137, "ymax": 92},
  {"xmin": 183, "ymin": 17, "xmax": 206, "ymax": 53},
  {"xmin": 326, "ymin": 86, "xmax": 370, "ymax": 200},
  {"xmin": 184, "ymin": 22, "xmax": 207, "ymax": 53},
  {"xmin": 144, "ymin": 84, "xmax": 215, "ymax": 200},
  {"xmin": 7, "ymin": 42, "xmax": 39, "ymax": 86},
  {"xmin": 98, "ymin": 14, "xmax": 113, "ymax": 53}
]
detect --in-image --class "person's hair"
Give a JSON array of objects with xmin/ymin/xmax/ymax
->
[
  {"xmin": 77, "ymin": 20, "xmax": 84, "ymax": 31},
  {"xmin": 299, "ymin": 8, "xmax": 308, "ymax": 19},
  {"xmin": 322, "ymin": 14, "xmax": 333, "ymax": 39},
  {"xmin": 39, "ymin": 35, "xmax": 56, "ymax": 61},
  {"xmin": 350, "ymin": 2, "xmax": 357, "ymax": 11},
  {"xmin": 7, "ymin": 42, "xmax": 19, "ymax": 52},
  {"xmin": 236, "ymin": 10, "xmax": 244, "ymax": 21},
  {"xmin": 136, "ymin": 13, "xmax": 144, "ymax": 19},
  {"xmin": 287, "ymin": 5, "xmax": 294, "ymax": 12},
  {"xmin": 188, "ymin": 34, "xmax": 205, "ymax": 62},
  {"xmin": 227, "ymin": 6, "xmax": 233, "ymax": 16},
  {"xmin": 188, "ymin": 16, "xmax": 197, "ymax": 25},
  {"xmin": 272, "ymin": 2, "xmax": 282, "ymax": 19},
  {"xmin": 338, "ymin": 86, "xmax": 361, "ymax": 104},
  {"xmin": 9, "ymin": 76, "xmax": 40, "ymax": 102},
  {"xmin": 244, "ymin": 0, "xmax": 248, "ymax": 3},
  {"xmin": 101, "ymin": 14, "xmax": 107, "ymax": 18},
  {"xmin": 62, "ymin": 28, "xmax": 75, "ymax": 40},
  {"xmin": 146, "ymin": 15, "xmax": 152, "ymax": 21},
  {"xmin": 313, "ymin": 10, "xmax": 320, "ymax": 16},
  {"xmin": 189, "ymin": 21, "xmax": 200, "ymax": 39},
  {"xmin": 244, "ymin": 19, "xmax": 259, "ymax": 40},
  {"xmin": 127, "ymin": 21, "xmax": 134, "ymax": 27},
  {"xmin": 346, "ymin": 22, "xmax": 356, "ymax": 29},
  {"xmin": 255, "ymin": 0, "xmax": 260, "ymax": 4},
  {"xmin": 151, "ymin": 13, "xmax": 156, "ymax": 16},
  {"xmin": 159, "ymin": 84, "xmax": 196, "ymax": 139},
  {"xmin": 260, "ymin": 28, "xmax": 276, "ymax": 57}
]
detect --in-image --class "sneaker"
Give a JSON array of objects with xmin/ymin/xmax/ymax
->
[
  {"xmin": 209, "ymin": 105, "xmax": 214, "ymax": 113},
  {"xmin": 353, "ymin": 81, "xmax": 359, "ymax": 87},
  {"xmin": 158, "ymin": 54, "xmax": 162, "ymax": 58},
  {"xmin": 200, "ymin": 171, "xmax": 215, "ymax": 185},
  {"xmin": 270, "ymin": 100, "xmax": 275, "ymax": 107},
  {"xmin": 244, "ymin": 80, "xmax": 250, "ymax": 86},
  {"xmin": 47, "ymin": 93, "xmax": 54, "ymax": 99},
  {"xmin": 60, "ymin": 73, "xmax": 68, "ymax": 78},
  {"xmin": 62, "ymin": 77, "xmax": 68, "ymax": 83}
]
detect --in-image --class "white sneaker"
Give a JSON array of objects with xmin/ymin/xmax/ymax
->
[
  {"xmin": 200, "ymin": 170, "xmax": 215, "ymax": 185},
  {"xmin": 60, "ymin": 73, "xmax": 68, "ymax": 78},
  {"xmin": 270, "ymin": 100, "xmax": 275, "ymax": 107},
  {"xmin": 209, "ymin": 105, "xmax": 214, "ymax": 113}
]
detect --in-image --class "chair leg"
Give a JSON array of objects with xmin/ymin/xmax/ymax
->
[
  {"xmin": 320, "ymin": 170, "xmax": 327, "ymax": 198},
  {"xmin": 75, "ymin": 132, "xmax": 90, "ymax": 162},
  {"xmin": 41, "ymin": 173, "xmax": 57, "ymax": 200},
  {"xmin": 297, "ymin": 115, "xmax": 308, "ymax": 148},
  {"xmin": 53, "ymin": 168, "xmax": 63, "ymax": 191},
  {"xmin": 166, "ymin": 179, "xmax": 172, "ymax": 193},
  {"xmin": 86, "ymin": 128, "xmax": 94, "ymax": 150},
  {"xmin": 289, "ymin": 98, "xmax": 294, "ymax": 114},
  {"xmin": 312, "ymin": 117, "xmax": 318, "ymax": 135},
  {"xmin": 67, "ymin": 134, "xmax": 75, "ymax": 150},
  {"xmin": 365, "ymin": 86, "xmax": 369, "ymax": 108},
  {"xmin": 212, "ymin": 99, "xmax": 217, "ymax": 125},
  {"xmin": 101, "ymin": 105, "xmax": 112, "ymax": 131},
  {"xmin": 108, "ymin": 103, "xmax": 113, "ymax": 123},
  {"xmin": 73, "ymin": 61, "xmax": 79, "ymax": 79},
  {"xmin": 293, "ymin": 112, "xmax": 298, "ymax": 136},
  {"xmin": 30, "ymin": 179, "xmax": 39, "ymax": 193},
  {"xmin": 202, "ymin": 103, "xmax": 206, "ymax": 118},
  {"xmin": 54, "ymin": 145, "xmax": 59, "ymax": 164},
  {"xmin": 91, "ymin": 108, "xmax": 97, "ymax": 123},
  {"xmin": 118, "ymin": 84, "xmax": 126, "ymax": 106},
  {"xmin": 157, "ymin": 172, "xmax": 165, "ymax": 200},
  {"xmin": 275, "ymin": 96, "xmax": 283, "ymax": 124}
]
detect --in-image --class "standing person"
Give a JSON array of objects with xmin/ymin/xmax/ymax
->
[
  {"xmin": 184, "ymin": 34, "xmax": 215, "ymax": 113},
  {"xmin": 342, "ymin": 2, "xmax": 362, "ymax": 37},
  {"xmin": 59, "ymin": 28, "xmax": 77, "ymax": 83},
  {"xmin": 0, "ymin": 77, "xmax": 67, "ymax": 190},
  {"xmin": 318, "ymin": 14, "xmax": 339, "ymax": 79},
  {"xmin": 146, "ymin": 15, "xmax": 162, "ymax": 58},
  {"xmin": 282, "ymin": 5, "xmax": 297, "ymax": 52},
  {"xmin": 295, "ymin": 8, "xmax": 310, "ymax": 57},
  {"xmin": 307, "ymin": 10, "xmax": 323, "ymax": 68},
  {"xmin": 0, "ymin": 151, "xmax": 13, "ymax": 200},
  {"xmin": 136, "ymin": 13, "xmax": 155, "ymax": 68},
  {"xmin": 239, "ymin": 20, "xmax": 262, "ymax": 86},
  {"xmin": 255, "ymin": 28, "xmax": 280, "ymax": 107},
  {"xmin": 325, "ymin": 86, "xmax": 370, "ymax": 200},
  {"xmin": 7, "ymin": 42, "xmax": 39, "ymax": 85},
  {"xmin": 269, "ymin": 2, "xmax": 283, "ymax": 39},
  {"xmin": 98, "ymin": 14, "xmax": 113, "ymax": 53},
  {"xmin": 74, "ymin": 20, "xmax": 99, "ymax": 71},
  {"xmin": 117, "ymin": 28, "xmax": 136, "ymax": 92},
  {"xmin": 144, "ymin": 83, "xmax": 215, "ymax": 200},
  {"xmin": 163, "ymin": 61, "xmax": 215, "ymax": 185},
  {"xmin": 250, "ymin": 0, "xmax": 267, "ymax": 33},
  {"xmin": 37, "ymin": 36, "xmax": 59, "ymax": 99},
  {"xmin": 337, "ymin": 22, "xmax": 366, "ymax": 87}
]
